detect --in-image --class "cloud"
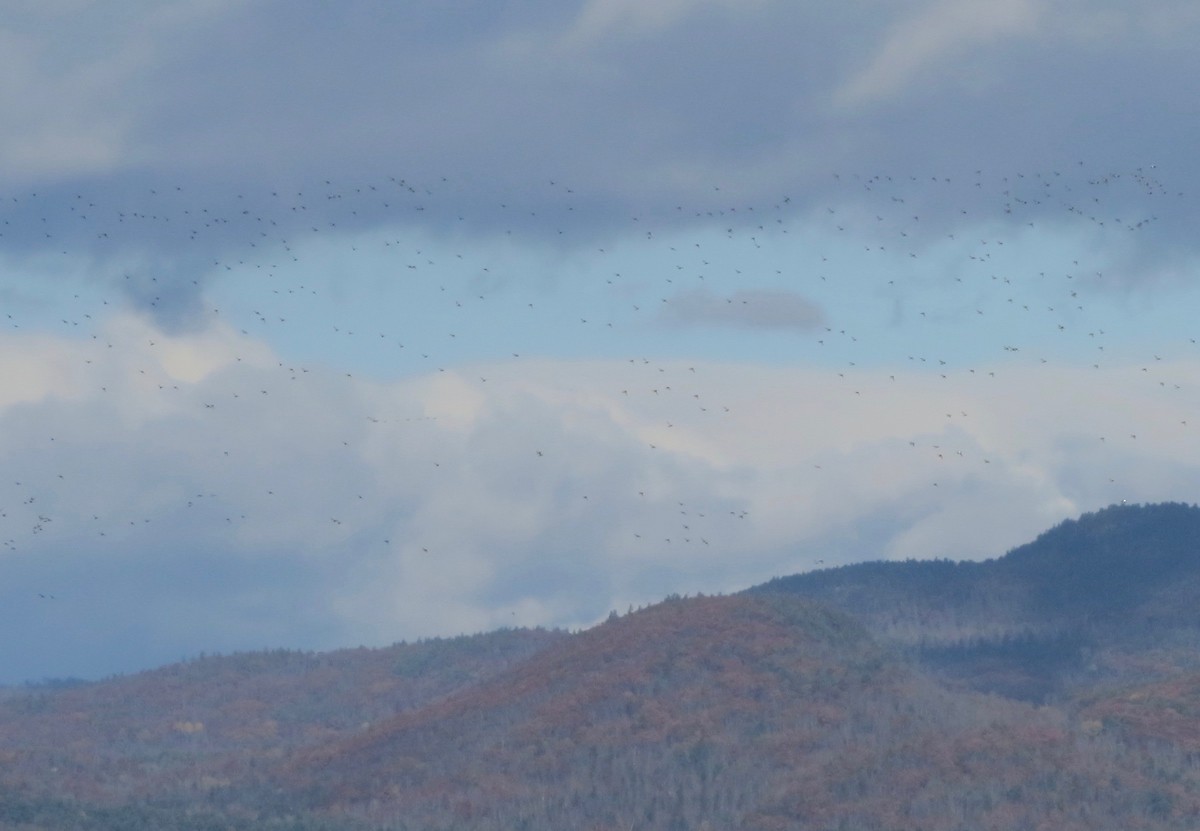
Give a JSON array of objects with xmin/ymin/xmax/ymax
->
[
  {"xmin": 834, "ymin": 0, "xmax": 1043, "ymax": 108},
  {"xmin": 0, "ymin": 1, "xmax": 243, "ymax": 182},
  {"xmin": 1, "ymin": 313, "xmax": 1197, "ymax": 680},
  {"xmin": 660, "ymin": 288, "xmax": 826, "ymax": 331},
  {"xmin": 0, "ymin": 25, "xmax": 128, "ymax": 180},
  {"xmin": 3, "ymin": 0, "xmax": 1200, "ymax": 327},
  {"xmin": 3, "ymin": 2, "xmax": 1200, "ymax": 684},
  {"xmin": 562, "ymin": 0, "xmax": 764, "ymax": 44}
]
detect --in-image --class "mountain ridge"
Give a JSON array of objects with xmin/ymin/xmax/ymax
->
[
  {"xmin": 2, "ymin": 502, "xmax": 1200, "ymax": 828},
  {"xmin": 751, "ymin": 501, "xmax": 1200, "ymax": 700}
]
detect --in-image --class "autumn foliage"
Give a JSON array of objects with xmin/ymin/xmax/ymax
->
[{"xmin": 3, "ymin": 503, "xmax": 1200, "ymax": 829}]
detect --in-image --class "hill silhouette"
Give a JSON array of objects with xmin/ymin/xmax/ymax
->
[
  {"xmin": 276, "ymin": 584, "xmax": 1200, "ymax": 830},
  {"xmin": 753, "ymin": 502, "xmax": 1200, "ymax": 700},
  {"xmin": 2, "ymin": 503, "xmax": 1200, "ymax": 828},
  {"xmin": 0, "ymin": 628, "xmax": 563, "ymax": 812},
  {"xmin": 284, "ymin": 595, "xmax": 894, "ymax": 828}
]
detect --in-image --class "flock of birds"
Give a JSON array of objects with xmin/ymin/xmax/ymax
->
[{"xmin": 0, "ymin": 163, "xmax": 1191, "ymax": 606}]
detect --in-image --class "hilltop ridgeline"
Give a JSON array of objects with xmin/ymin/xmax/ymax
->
[
  {"xmin": 2, "ymin": 503, "xmax": 1200, "ymax": 829},
  {"xmin": 753, "ymin": 501, "xmax": 1200, "ymax": 699}
]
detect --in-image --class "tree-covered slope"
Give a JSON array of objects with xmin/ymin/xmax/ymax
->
[
  {"xmin": 5, "ymin": 504, "xmax": 1200, "ymax": 829},
  {"xmin": 752, "ymin": 502, "xmax": 1200, "ymax": 699},
  {"xmin": 278, "ymin": 591, "xmax": 1200, "ymax": 831},
  {"xmin": 0, "ymin": 628, "xmax": 564, "ymax": 806}
]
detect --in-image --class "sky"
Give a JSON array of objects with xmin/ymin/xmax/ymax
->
[{"xmin": 2, "ymin": 0, "xmax": 1200, "ymax": 683}]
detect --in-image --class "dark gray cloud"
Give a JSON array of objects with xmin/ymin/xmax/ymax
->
[
  {"xmin": 0, "ymin": 1, "xmax": 1193, "ymax": 341},
  {"xmin": 661, "ymin": 287, "xmax": 825, "ymax": 331},
  {"xmin": 4, "ymin": 1, "xmax": 1198, "ymax": 266}
]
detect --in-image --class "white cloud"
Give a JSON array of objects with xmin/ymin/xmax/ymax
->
[{"xmin": 2, "ymin": 314, "xmax": 1195, "ymax": 681}]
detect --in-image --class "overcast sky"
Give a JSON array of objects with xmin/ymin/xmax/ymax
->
[{"xmin": 3, "ymin": 0, "xmax": 1200, "ymax": 683}]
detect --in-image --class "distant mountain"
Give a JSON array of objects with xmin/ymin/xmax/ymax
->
[
  {"xmin": 752, "ymin": 502, "xmax": 1200, "ymax": 700},
  {"xmin": 283, "ymin": 595, "xmax": 893, "ymax": 829},
  {"xmin": 276, "ymin": 589, "xmax": 1200, "ymax": 830},
  {"xmin": 0, "ymin": 628, "xmax": 563, "ymax": 811},
  {"xmin": 3, "ymin": 503, "xmax": 1200, "ymax": 829}
]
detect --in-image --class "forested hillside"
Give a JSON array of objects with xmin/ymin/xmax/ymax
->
[
  {"xmin": 754, "ymin": 502, "xmax": 1200, "ymax": 700},
  {"xmin": 0, "ymin": 629, "xmax": 563, "ymax": 811},
  {"xmin": 2, "ymin": 503, "xmax": 1200, "ymax": 829},
  {"xmin": 279, "ymin": 592, "xmax": 1200, "ymax": 830}
]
